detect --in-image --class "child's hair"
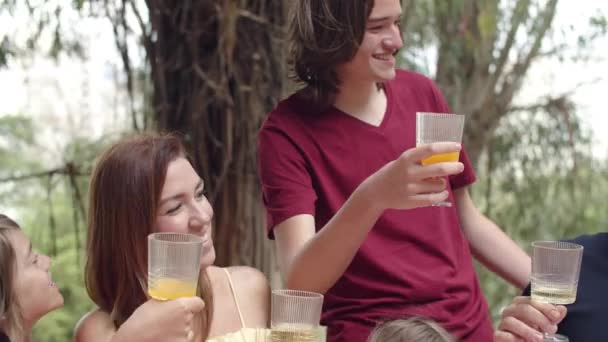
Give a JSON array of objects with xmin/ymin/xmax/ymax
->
[
  {"xmin": 0, "ymin": 214, "xmax": 24, "ymax": 341},
  {"xmin": 368, "ymin": 316, "xmax": 455, "ymax": 342}
]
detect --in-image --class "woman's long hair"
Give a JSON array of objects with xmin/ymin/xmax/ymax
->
[
  {"xmin": 85, "ymin": 132, "xmax": 214, "ymax": 338},
  {"xmin": 0, "ymin": 214, "xmax": 24, "ymax": 342}
]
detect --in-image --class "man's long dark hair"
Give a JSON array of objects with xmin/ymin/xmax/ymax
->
[{"xmin": 288, "ymin": 0, "xmax": 375, "ymax": 111}]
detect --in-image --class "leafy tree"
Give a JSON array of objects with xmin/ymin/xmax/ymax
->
[{"xmin": 401, "ymin": 0, "xmax": 606, "ymax": 166}]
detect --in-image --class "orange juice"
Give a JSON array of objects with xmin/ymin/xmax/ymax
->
[
  {"xmin": 420, "ymin": 151, "xmax": 460, "ymax": 165},
  {"xmin": 148, "ymin": 277, "xmax": 197, "ymax": 300}
]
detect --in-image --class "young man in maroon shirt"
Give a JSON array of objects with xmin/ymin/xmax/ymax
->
[{"xmin": 257, "ymin": 0, "xmax": 531, "ymax": 341}]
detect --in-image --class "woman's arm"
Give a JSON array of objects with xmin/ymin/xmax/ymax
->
[{"xmin": 74, "ymin": 297, "xmax": 205, "ymax": 342}]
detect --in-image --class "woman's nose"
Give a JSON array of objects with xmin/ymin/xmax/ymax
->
[
  {"xmin": 40, "ymin": 254, "xmax": 52, "ymax": 270},
  {"xmin": 189, "ymin": 202, "xmax": 213, "ymax": 230}
]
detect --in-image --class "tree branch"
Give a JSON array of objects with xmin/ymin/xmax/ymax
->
[
  {"xmin": 509, "ymin": 77, "xmax": 600, "ymax": 112},
  {"xmin": 490, "ymin": 0, "xmax": 530, "ymax": 91},
  {"xmin": 0, "ymin": 167, "xmax": 88, "ymax": 183}
]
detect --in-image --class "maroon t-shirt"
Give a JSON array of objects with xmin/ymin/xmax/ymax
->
[{"xmin": 258, "ymin": 70, "xmax": 493, "ymax": 342}]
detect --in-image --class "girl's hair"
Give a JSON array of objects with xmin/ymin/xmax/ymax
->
[
  {"xmin": 288, "ymin": 0, "xmax": 375, "ymax": 110},
  {"xmin": 84, "ymin": 132, "xmax": 214, "ymax": 338},
  {"xmin": 368, "ymin": 317, "xmax": 455, "ymax": 342},
  {"xmin": 0, "ymin": 214, "xmax": 24, "ymax": 341}
]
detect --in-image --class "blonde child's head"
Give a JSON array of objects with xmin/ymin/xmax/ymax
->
[{"xmin": 368, "ymin": 316, "xmax": 455, "ymax": 342}]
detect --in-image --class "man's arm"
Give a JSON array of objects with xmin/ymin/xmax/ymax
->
[
  {"xmin": 274, "ymin": 143, "xmax": 465, "ymax": 294},
  {"xmin": 274, "ymin": 194, "xmax": 383, "ymax": 293},
  {"xmin": 454, "ymin": 187, "xmax": 531, "ymax": 289}
]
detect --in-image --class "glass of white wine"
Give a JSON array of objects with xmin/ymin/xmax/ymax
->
[
  {"xmin": 270, "ymin": 289, "xmax": 325, "ymax": 342},
  {"xmin": 530, "ymin": 241, "xmax": 584, "ymax": 342}
]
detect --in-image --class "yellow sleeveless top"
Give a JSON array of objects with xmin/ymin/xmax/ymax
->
[{"xmin": 206, "ymin": 268, "xmax": 270, "ymax": 342}]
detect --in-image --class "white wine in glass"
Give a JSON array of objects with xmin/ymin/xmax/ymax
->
[
  {"xmin": 270, "ymin": 290, "xmax": 325, "ymax": 342},
  {"xmin": 270, "ymin": 324, "xmax": 324, "ymax": 342},
  {"xmin": 530, "ymin": 280, "xmax": 577, "ymax": 305},
  {"xmin": 530, "ymin": 241, "xmax": 583, "ymax": 342}
]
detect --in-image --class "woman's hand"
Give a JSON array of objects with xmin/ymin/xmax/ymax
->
[
  {"xmin": 115, "ymin": 296, "xmax": 205, "ymax": 342},
  {"xmin": 494, "ymin": 296, "xmax": 567, "ymax": 342}
]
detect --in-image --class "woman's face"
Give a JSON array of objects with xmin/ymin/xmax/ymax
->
[
  {"xmin": 154, "ymin": 157, "xmax": 216, "ymax": 268},
  {"xmin": 9, "ymin": 230, "xmax": 63, "ymax": 325}
]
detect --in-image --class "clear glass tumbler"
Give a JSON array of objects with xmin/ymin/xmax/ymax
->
[
  {"xmin": 415, "ymin": 112, "xmax": 465, "ymax": 207},
  {"xmin": 147, "ymin": 232, "xmax": 203, "ymax": 300},
  {"xmin": 531, "ymin": 240, "xmax": 583, "ymax": 341},
  {"xmin": 270, "ymin": 289, "xmax": 325, "ymax": 342}
]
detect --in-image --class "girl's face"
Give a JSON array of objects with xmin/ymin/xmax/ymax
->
[
  {"xmin": 9, "ymin": 230, "xmax": 63, "ymax": 325},
  {"xmin": 154, "ymin": 157, "xmax": 216, "ymax": 268},
  {"xmin": 336, "ymin": 0, "xmax": 403, "ymax": 85}
]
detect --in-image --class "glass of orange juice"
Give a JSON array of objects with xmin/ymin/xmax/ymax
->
[
  {"xmin": 416, "ymin": 112, "xmax": 465, "ymax": 207},
  {"xmin": 148, "ymin": 232, "xmax": 203, "ymax": 300}
]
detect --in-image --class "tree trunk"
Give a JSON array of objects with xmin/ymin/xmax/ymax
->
[{"xmin": 145, "ymin": 0, "xmax": 287, "ymax": 275}]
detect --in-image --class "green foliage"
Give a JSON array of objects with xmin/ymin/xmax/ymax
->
[
  {"xmin": 0, "ymin": 114, "xmax": 35, "ymax": 145},
  {"xmin": 0, "ymin": 115, "xmax": 42, "ymax": 204}
]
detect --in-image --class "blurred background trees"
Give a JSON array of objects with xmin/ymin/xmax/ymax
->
[{"xmin": 1, "ymin": 0, "xmax": 607, "ymax": 340}]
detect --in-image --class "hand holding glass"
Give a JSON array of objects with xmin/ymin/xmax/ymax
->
[
  {"xmin": 530, "ymin": 241, "xmax": 583, "ymax": 342},
  {"xmin": 148, "ymin": 232, "xmax": 203, "ymax": 300},
  {"xmin": 415, "ymin": 112, "xmax": 465, "ymax": 206}
]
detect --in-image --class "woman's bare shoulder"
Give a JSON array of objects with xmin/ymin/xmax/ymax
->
[
  {"xmin": 227, "ymin": 266, "xmax": 268, "ymax": 289},
  {"xmin": 74, "ymin": 309, "xmax": 115, "ymax": 342},
  {"xmin": 227, "ymin": 266, "xmax": 270, "ymax": 327}
]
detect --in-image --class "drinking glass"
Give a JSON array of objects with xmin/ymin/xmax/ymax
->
[
  {"xmin": 415, "ymin": 112, "xmax": 465, "ymax": 207},
  {"xmin": 530, "ymin": 241, "xmax": 584, "ymax": 342},
  {"xmin": 270, "ymin": 289, "xmax": 325, "ymax": 342},
  {"xmin": 148, "ymin": 232, "xmax": 203, "ymax": 300}
]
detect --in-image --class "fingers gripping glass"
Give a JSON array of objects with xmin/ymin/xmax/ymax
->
[
  {"xmin": 531, "ymin": 241, "xmax": 583, "ymax": 342},
  {"xmin": 415, "ymin": 112, "xmax": 465, "ymax": 207},
  {"xmin": 148, "ymin": 232, "xmax": 203, "ymax": 300}
]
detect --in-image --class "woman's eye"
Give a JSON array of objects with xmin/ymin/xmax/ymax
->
[
  {"xmin": 32, "ymin": 254, "xmax": 39, "ymax": 265},
  {"xmin": 195, "ymin": 189, "xmax": 207, "ymax": 200},
  {"xmin": 166, "ymin": 204, "xmax": 182, "ymax": 215}
]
